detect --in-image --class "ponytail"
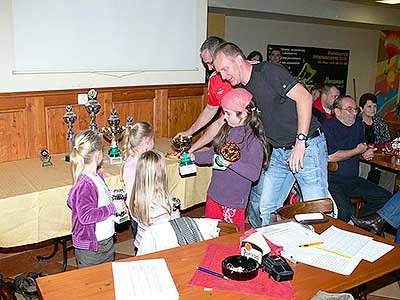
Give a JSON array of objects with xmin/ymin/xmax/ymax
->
[
  {"xmin": 246, "ymin": 101, "xmax": 270, "ymax": 168},
  {"xmin": 70, "ymin": 130, "xmax": 103, "ymax": 182},
  {"xmin": 122, "ymin": 121, "xmax": 154, "ymax": 160}
]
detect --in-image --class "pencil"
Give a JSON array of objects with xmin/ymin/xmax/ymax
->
[
  {"xmin": 196, "ymin": 266, "xmax": 228, "ymax": 279},
  {"xmin": 299, "ymin": 241, "xmax": 324, "ymax": 248}
]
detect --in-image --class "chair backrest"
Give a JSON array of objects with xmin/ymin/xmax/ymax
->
[{"xmin": 275, "ymin": 198, "xmax": 334, "ymax": 219}]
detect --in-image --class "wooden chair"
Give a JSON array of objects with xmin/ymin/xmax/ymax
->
[
  {"xmin": 275, "ymin": 198, "xmax": 334, "ymax": 220},
  {"xmin": 217, "ymin": 221, "xmax": 239, "ymax": 236},
  {"xmin": 328, "ymin": 161, "xmax": 364, "ymax": 217}
]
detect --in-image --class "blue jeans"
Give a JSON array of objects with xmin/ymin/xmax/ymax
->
[
  {"xmin": 249, "ymin": 134, "xmax": 330, "ymax": 226},
  {"xmin": 378, "ymin": 192, "xmax": 400, "ymax": 243}
]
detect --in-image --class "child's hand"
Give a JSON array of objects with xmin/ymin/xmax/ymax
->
[
  {"xmin": 188, "ymin": 153, "xmax": 195, "ymax": 161},
  {"xmin": 217, "ymin": 155, "xmax": 232, "ymax": 167},
  {"xmin": 113, "ymin": 200, "xmax": 126, "ymax": 214}
]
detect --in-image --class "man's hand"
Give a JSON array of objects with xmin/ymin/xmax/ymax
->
[
  {"xmin": 362, "ymin": 147, "xmax": 377, "ymax": 161},
  {"xmin": 174, "ymin": 130, "xmax": 192, "ymax": 140},
  {"xmin": 355, "ymin": 143, "xmax": 368, "ymax": 155},
  {"xmin": 288, "ymin": 141, "xmax": 306, "ymax": 173}
]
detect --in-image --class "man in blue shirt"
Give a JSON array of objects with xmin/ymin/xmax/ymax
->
[{"xmin": 322, "ymin": 96, "xmax": 391, "ymax": 221}]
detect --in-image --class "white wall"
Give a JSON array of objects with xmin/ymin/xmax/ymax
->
[
  {"xmin": 225, "ymin": 16, "xmax": 380, "ymax": 97},
  {"xmin": 210, "ymin": 0, "xmax": 400, "ymax": 28},
  {"xmin": 0, "ymin": 0, "xmax": 207, "ymax": 93}
]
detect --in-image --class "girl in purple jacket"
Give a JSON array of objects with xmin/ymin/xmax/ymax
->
[
  {"xmin": 192, "ymin": 88, "xmax": 270, "ymax": 231},
  {"xmin": 67, "ymin": 130, "xmax": 126, "ymax": 268}
]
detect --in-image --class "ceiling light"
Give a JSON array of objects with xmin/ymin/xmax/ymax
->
[{"xmin": 376, "ymin": 0, "xmax": 400, "ymax": 4}]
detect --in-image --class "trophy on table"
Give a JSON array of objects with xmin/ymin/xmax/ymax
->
[
  {"xmin": 63, "ymin": 105, "xmax": 77, "ymax": 162},
  {"xmin": 171, "ymin": 135, "xmax": 196, "ymax": 176},
  {"xmin": 102, "ymin": 108, "xmax": 125, "ymax": 164},
  {"xmin": 126, "ymin": 115, "xmax": 134, "ymax": 127},
  {"xmin": 40, "ymin": 149, "xmax": 53, "ymax": 167},
  {"xmin": 85, "ymin": 89, "xmax": 101, "ymax": 132}
]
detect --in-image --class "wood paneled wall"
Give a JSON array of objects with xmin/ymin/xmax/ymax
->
[{"xmin": 0, "ymin": 84, "xmax": 207, "ymax": 163}]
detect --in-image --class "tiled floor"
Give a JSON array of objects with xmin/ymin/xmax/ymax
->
[{"xmin": 1, "ymin": 204, "xmax": 399, "ymax": 299}]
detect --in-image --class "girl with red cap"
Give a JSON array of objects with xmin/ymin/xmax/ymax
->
[{"xmin": 191, "ymin": 88, "xmax": 270, "ymax": 230}]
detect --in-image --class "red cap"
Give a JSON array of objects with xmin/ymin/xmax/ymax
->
[{"xmin": 221, "ymin": 88, "xmax": 253, "ymax": 113}]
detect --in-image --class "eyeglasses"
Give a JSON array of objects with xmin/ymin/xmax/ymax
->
[{"xmin": 338, "ymin": 106, "xmax": 359, "ymax": 113}]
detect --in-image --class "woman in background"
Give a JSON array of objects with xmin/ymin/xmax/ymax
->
[{"xmin": 359, "ymin": 93, "xmax": 391, "ymax": 145}]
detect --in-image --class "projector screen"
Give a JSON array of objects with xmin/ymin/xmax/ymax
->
[{"xmin": 12, "ymin": 0, "xmax": 198, "ymax": 74}]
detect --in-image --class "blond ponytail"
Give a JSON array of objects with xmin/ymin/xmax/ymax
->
[{"xmin": 70, "ymin": 130, "xmax": 103, "ymax": 182}]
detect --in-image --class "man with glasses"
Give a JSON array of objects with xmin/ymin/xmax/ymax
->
[
  {"xmin": 312, "ymin": 84, "xmax": 340, "ymax": 124},
  {"xmin": 322, "ymin": 96, "xmax": 391, "ymax": 221}
]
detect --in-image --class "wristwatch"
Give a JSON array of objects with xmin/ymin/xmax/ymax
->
[{"xmin": 296, "ymin": 133, "xmax": 308, "ymax": 141}]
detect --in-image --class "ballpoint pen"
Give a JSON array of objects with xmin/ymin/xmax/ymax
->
[
  {"xmin": 196, "ymin": 266, "xmax": 228, "ymax": 279},
  {"xmin": 299, "ymin": 241, "xmax": 324, "ymax": 248}
]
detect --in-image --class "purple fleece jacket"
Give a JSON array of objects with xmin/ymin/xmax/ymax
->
[
  {"xmin": 194, "ymin": 125, "xmax": 263, "ymax": 209},
  {"xmin": 67, "ymin": 172, "xmax": 116, "ymax": 251}
]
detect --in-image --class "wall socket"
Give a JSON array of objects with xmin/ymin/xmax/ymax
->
[{"xmin": 78, "ymin": 93, "xmax": 88, "ymax": 105}]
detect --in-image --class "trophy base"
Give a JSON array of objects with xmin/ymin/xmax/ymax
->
[
  {"xmin": 109, "ymin": 155, "xmax": 123, "ymax": 165},
  {"xmin": 41, "ymin": 161, "xmax": 53, "ymax": 167},
  {"xmin": 179, "ymin": 163, "xmax": 197, "ymax": 177},
  {"xmin": 111, "ymin": 214, "xmax": 130, "ymax": 224},
  {"xmin": 213, "ymin": 154, "xmax": 227, "ymax": 170}
]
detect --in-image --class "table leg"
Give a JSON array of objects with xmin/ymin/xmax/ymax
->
[{"xmin": 36, "ymin": 236, "xmax": 73, "ymax": 272}]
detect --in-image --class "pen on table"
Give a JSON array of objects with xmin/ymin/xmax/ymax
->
[
  {"xmin": 299, "ymin": 241, "xmax": 324, "ymax": 248},
  {"xmin": 287, "ymin": 256, "xmax": 298, "ymax": 264},
  {"xmin": 196, "ymin": 266, "xmax": 228, "ymax": 280}
]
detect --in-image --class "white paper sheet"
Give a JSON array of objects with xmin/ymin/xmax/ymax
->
[
  {"xmin": 112, "ymin": 259, "xmax": 179, "ymax": 300},
  {"xmin": 358, "ymin": 239, "xmax": 394, "ymax": 262},
  {"xmin": 257, "ymin": 222, "xmax": 388, "ymax": 275}
]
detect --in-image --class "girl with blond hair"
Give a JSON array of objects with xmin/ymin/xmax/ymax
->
[
  {"xmin": 121, "ymin": 121, "xmax": 154, "ymax": 235},
  {"xmin": 67, "ymin": 130, "xmax": 125, "ymax": 268},
  {"xmin": 131, "ymin": 150, "xmax": 179, "ymax": 250}
]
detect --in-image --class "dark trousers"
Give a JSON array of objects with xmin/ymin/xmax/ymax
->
[{"xmin": 328, "ymin": 174, "xmax": 391, "ymax": 221}]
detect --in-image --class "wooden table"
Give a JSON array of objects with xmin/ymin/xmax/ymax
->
[
  {"xmin": 361, "ymin": 151, "xmax": 400, "ymax": 192},
  {"xmin": 0, "ymin": 138, "xmax": 211, "ymax": 248},
  {"xmin": 37, "ymin": 218, "xmax": 400, "ymax": 300}
]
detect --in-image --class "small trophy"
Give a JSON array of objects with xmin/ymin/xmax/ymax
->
[
  {"xmin": 63, "ymin": 105, "xmax": 77, "ymax": 162},
  {"xmin": 101, "ymin": 108, "xmax": 125, "ymax": 164},
  {"xmin": 171, "ymin": 135, "xmax": 196, "ymax": 176},
  {"xmin": 85, "ymin": 89, "xmax": 101, "ymax": 132},
  {"xmin": 126, "ymin": 115, "xmax": 134, "ymax": 127},
  {"xmin": 214, "ymin": 141, "xmax": 241, "ymax": 170},
  {"xmin": 40, "ymin": 149, "xmax": 53, "ymax": 167},
  {"xmin": 110, "ymin": 189, "xmax": 130, "ymax": 224}
]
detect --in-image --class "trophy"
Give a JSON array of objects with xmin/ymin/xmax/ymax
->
[
  {"xmin": 110, "ymin": 189, "xmax": 130, "ymax": 224},
  {"xmin": 214, "ymin": 141, "xmax": 241, "ymax": 170},
  {"xmin": 40, "ymin": 149, "xmax": 52, "ymax": 167},
  {"xmin": 85, "ymin": 89, "xmax": 101, "ymax": 132},
  {"xmin": 171, "ymin": 135, "xmax": 196, "ymax": 176},
  {"xmin": 126, "ymin": 115, "xmax": 134, "ymax": 127},
  {"xmin": 63, "ymin": 105, "xmax": 77, "ymax": 162},
  {"xmin": 102, "ymin": 108, "xmax": 125, "ymax": 164}
]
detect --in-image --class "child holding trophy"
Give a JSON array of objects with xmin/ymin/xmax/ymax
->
[
  {"xmin": 192, "ymin": 88, "xmax": 269, "ymax": 230},
  {"xmin": 130, "ymin": 150, "xmax": 180, "ymax": 250},
  {"xmin": 121, "ymin": 121, "xmax": 154, "ymax": 236},
  {"xmin": 67, "ymin": 130, "xmax": 126, "ymax": 268}
]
